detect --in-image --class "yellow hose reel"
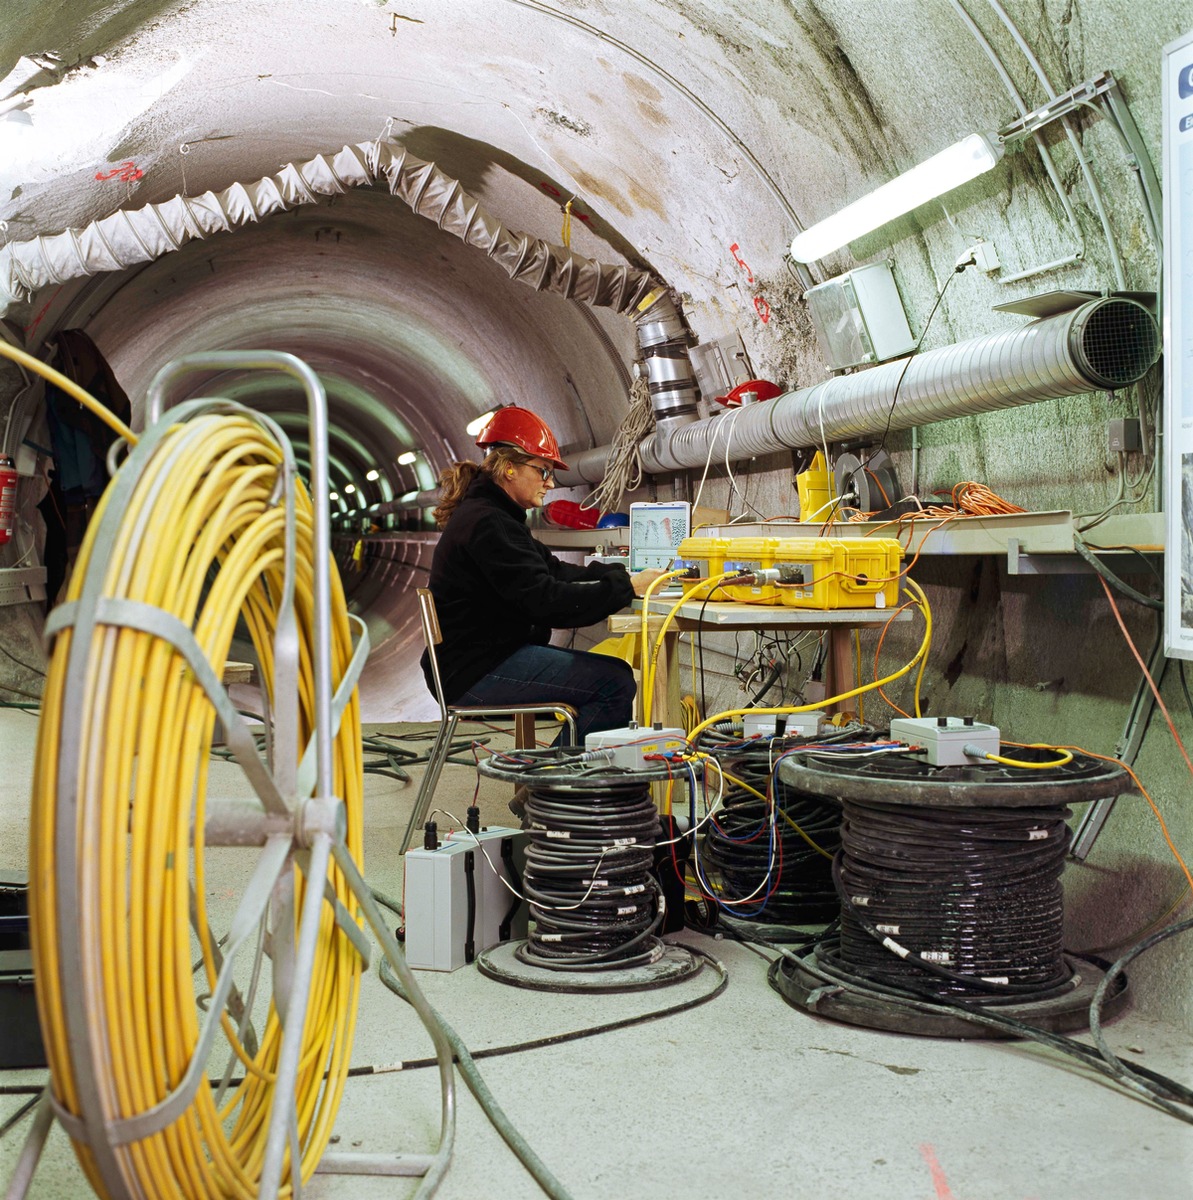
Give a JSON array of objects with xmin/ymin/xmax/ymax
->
[{"xmin": 17, "ymin": 352, "xmax": 455, "ymax": 1200}]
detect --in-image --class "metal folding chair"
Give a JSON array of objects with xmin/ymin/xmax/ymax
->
[{"xmin": 399, "ymin": 587, "xmax": 578, "ymax": 853}]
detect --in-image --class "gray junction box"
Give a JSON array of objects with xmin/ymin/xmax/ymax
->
[{"xmin": 404, "ymin": 826, "xmax": 529, "ymax": 971}]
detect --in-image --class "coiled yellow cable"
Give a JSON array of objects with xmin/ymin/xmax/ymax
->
[{"xmin": 29, "ymin": 410, "xmax": 364, "ymax": 1198}]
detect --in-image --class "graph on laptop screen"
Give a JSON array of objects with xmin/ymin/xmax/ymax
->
[{"xmin": 629, "ymin": 502, "xmax": 690, "ymax": 571}]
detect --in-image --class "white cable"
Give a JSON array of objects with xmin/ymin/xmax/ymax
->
[
  {"xmin": 430, "ymin": 807, "xmax": 631, "ymax": 911},
  {"xmin": 581, "ymin": 371, "xmax": 654, "ymax": 513},
  {"xmin": 691, "ymin": 416, "xmax": 728, "ymax": 515}
]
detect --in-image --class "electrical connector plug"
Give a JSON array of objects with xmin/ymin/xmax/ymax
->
[
  {"xmin": 955, "ymin": 241, "xmax": 999, "ymax": 273},
  {"xmin": 730, "ymin": 567, "xmax": 781, "ymax": 586}
]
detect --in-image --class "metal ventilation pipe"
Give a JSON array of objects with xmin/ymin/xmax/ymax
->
[
  {"xmin": 633, "ymin": 288, "xmax": 700, "ymax": 435},
  {"xmin": 627, "ymin": 297, "xmax": 1159, "ymax": 476}
]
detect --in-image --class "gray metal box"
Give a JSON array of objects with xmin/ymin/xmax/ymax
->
[
  {"xmin": 889, "ymin": 716, "xmax": 1001, "ymax": 767},
  {"xmin": 404, "ymin": 827, "xmax": 528, "ymax": 971},
  {"xmin": 804, "ymin": 262, "xmax": 917, "ymax": 371}
]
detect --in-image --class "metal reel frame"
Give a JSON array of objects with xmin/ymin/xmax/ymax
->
[{"xmin": 7, "ymin": 352, "xmax": 456, "ymax": 1200}]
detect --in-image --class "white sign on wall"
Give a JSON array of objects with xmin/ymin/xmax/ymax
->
[{"xmin": 1163, "ymin": 30, "xmax": 1193, "ymax": 658}]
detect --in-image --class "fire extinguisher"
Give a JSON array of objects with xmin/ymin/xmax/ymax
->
[{"xmin": 0, "ymin": 454, "xmax": 17, "ymax": 547}]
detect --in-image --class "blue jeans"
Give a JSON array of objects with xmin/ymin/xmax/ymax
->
[{"xmin": 454, "ymin": 645, "xmax": 636, "ymax": 744}]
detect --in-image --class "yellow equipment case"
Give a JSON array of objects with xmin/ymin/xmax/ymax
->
[{"xmin": 675, "ymin": 536, "xmax": 903, "ymax": 609}]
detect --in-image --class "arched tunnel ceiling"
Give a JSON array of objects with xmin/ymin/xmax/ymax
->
[
  {"xmin": 2, "ymin": 0, "xmax": 1181, "ymax": 392},
  {"xmin": 78, "ymin": 191, "xmax": 633, "ymax": 465},
  {"xmin": 1, "ymin": 0, "xmax": 1187, "ymax": 720}
]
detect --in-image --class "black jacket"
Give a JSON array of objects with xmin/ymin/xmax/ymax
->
[{"xmin": 421, "ymin": 473, "xmax": 636, "ymax": 702}]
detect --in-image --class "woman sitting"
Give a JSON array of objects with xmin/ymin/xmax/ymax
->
[{"xmin": 421, "ymin": 405, "xmax": 664, "ymax": 742}]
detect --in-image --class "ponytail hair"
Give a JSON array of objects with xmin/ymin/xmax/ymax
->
[{"xmin": 433, "ymin": 447, "xmax": 526, "ymax": 527}]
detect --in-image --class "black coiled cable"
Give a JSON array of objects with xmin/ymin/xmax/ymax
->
[
  {"xmin": 518, "ymin": 778, "xmax": 663, "ymax": 972},
  {"xmin": 701, "ymin": 747, "xmax": 841, "ymax": 923},
  {"xmin": 826, "ymin": 798, "xmax": 1075, "ymax": 1002}
]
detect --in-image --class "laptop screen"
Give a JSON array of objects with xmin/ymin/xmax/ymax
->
[{"xmin": 628, "ymin": 502, "xmax": 690, "ymax": 571}]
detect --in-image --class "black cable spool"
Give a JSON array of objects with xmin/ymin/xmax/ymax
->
[
  {"xmin": 834, "ymin": 797, "xmax": 1072, "ymax": 1000},
  {"xmin": 520, "ymin": 776, "xmax": 661, "ymax": 970},
  {"xmin": 475, "ymin": 747, "xmax": 704, "ymax": 993},
  {"xmin": 700, "ymin": 740, "xmax": 842, "ymax": 928},
  {"xmin": 768, "ymin": 745, "xmax": 1134, "ymax": 1037}
]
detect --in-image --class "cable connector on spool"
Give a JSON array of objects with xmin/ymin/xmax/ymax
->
[{"xmin": 584, "ymin": 723, "xmax": 688, "ymax": 769}]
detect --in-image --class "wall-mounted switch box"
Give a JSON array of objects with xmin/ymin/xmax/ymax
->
[
  {"xmin": 804, "ymin": 261, "xmax": 917, "ymax": 371},
  {"xmin": 1108, "ymin": 418, "xmax": 1141, "ymax": 454}
]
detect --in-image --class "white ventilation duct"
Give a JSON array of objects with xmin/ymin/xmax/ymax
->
[
  {"xmin": 0, "ymin": 139, "xmax": 659, "ymax": 314},
  {"xmin": 555, "ymin": 297, "xmax": 1161, "ymax": 485},
  {"xmin": 1, "ymin": 137, "xmax": 700, "ymax": 439}
]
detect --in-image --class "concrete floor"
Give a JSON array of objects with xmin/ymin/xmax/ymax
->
[{"xmin": 1, "ymin": 705, "xmax": 1191, "ymax": 1200}]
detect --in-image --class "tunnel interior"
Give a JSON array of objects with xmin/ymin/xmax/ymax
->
[
  {"xmin": 2, "ymin": 0, "xmax": 1192, "ymax": 1037},
  {"xmin": 30, "ymin": 182, "xmax": 639, "ymax": 718}
]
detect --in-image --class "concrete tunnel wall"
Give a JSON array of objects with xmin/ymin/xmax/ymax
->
[{"xmin": 1, "ymin": 0, "xmax": 1192, "ymax": 1027}]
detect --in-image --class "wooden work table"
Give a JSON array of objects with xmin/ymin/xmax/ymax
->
[{"xmin": 608, "ymin": 597, "xmax": 912, "ymax": 728}]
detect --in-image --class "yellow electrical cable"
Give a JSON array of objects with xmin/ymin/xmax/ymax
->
[
  {"xmin": 561, "ymin": 197, "xmax": 574, "ymax": 248},
  {"xmin": 982, "ymin": 746, "xmax": 1074, "ymax": 769},
  {"xmin": 643, "ymin": 572, "xmax": 735, "ymax": 726},
  {"xmin": 638, "ymin": 569, "xmax": 689, "ymax": 720},
  {"xmin": 907, "ymin": 578, "xmax": 931, "ymax": 717},
  {"xmin": 779, "ymin": 809, "xmax": 833, "ymax": 859},
  {"xmin": 0, "ymin": 339, "xmax": 137, "ymax": 444},
  {"xmin": 687, "ymin": 632, "xmax": 699, "ymax": 713},
  {"xmin": 684, "ymin": 578, "xmax": 934, "ymax": 746},
  {"xmin": 29, "ymin": 411, "xmax": 364, "ymax": 1198}
]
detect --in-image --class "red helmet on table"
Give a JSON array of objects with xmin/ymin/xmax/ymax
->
[{"xmin": 475, "ymin": 406, "xmax": 569, "ymax": 471}]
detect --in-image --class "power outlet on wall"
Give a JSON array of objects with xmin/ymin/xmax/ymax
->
[{"xmin": 1108, "ymin": 417, "xmax": 1141, "ymax": 454}]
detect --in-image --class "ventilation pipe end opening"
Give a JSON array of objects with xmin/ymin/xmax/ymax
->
[{"xmin": 1067, "ymin": 298, "xmax": 1161, "ymax": 391}]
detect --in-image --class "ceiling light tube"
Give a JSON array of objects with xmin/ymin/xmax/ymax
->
[
  {"xmin": 365, "ymin": 468, "xmax": 380, "ymax": 481},
  {"xmin": 344, "ymin": 483, "xmax": 356, "ymax": 494},
  {"xmin": 790, "ymin": 133, "xmax": 1004, "ymax": 263},
  {"xmin": 465, "ymin": 409, "xmax": 499, "ymax": 437},
  {"xmin": 396, "ymin": 450, "xmax": 417, "ymax": 465}
]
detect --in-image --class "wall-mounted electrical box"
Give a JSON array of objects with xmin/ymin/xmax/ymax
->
[
  {"xmin": 804, "ymin": 261, "xmax": 917, "ymax": 371},
  {"xmin": 689, "ymin": 333, "xmax": 753, "ymax": 402}
]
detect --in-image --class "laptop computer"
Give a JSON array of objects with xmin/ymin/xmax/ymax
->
[{"xmin": 629, "ymin": 502, "xmax": 690, "ymax": 592}]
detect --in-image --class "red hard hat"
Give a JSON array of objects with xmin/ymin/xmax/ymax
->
[{"xmin": 475, "ymin": 405, "xmax": 569, "ymax": 471}]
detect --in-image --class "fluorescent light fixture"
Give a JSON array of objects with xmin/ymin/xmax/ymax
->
[
  {"xmin": 344, "ymin": 483, "xmax": 356, "ymax": 494},
  {"xmin": 790, "ymin": 133, "xmax": 1004, "ymax": 263},
  {"xmin": 396, "ymin": 450, "xmax": 418, "ymax": 465},
  {"xmin": 365, "ymin": 468, "xmax": 380, "ymax": 481},
  {"xmin": 465, "ymin": 409, "xmax": 499, "ymax": 437},
  {"xmin": 329, "ymin": 491, "xmax": 339, "ymax": 501}
]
